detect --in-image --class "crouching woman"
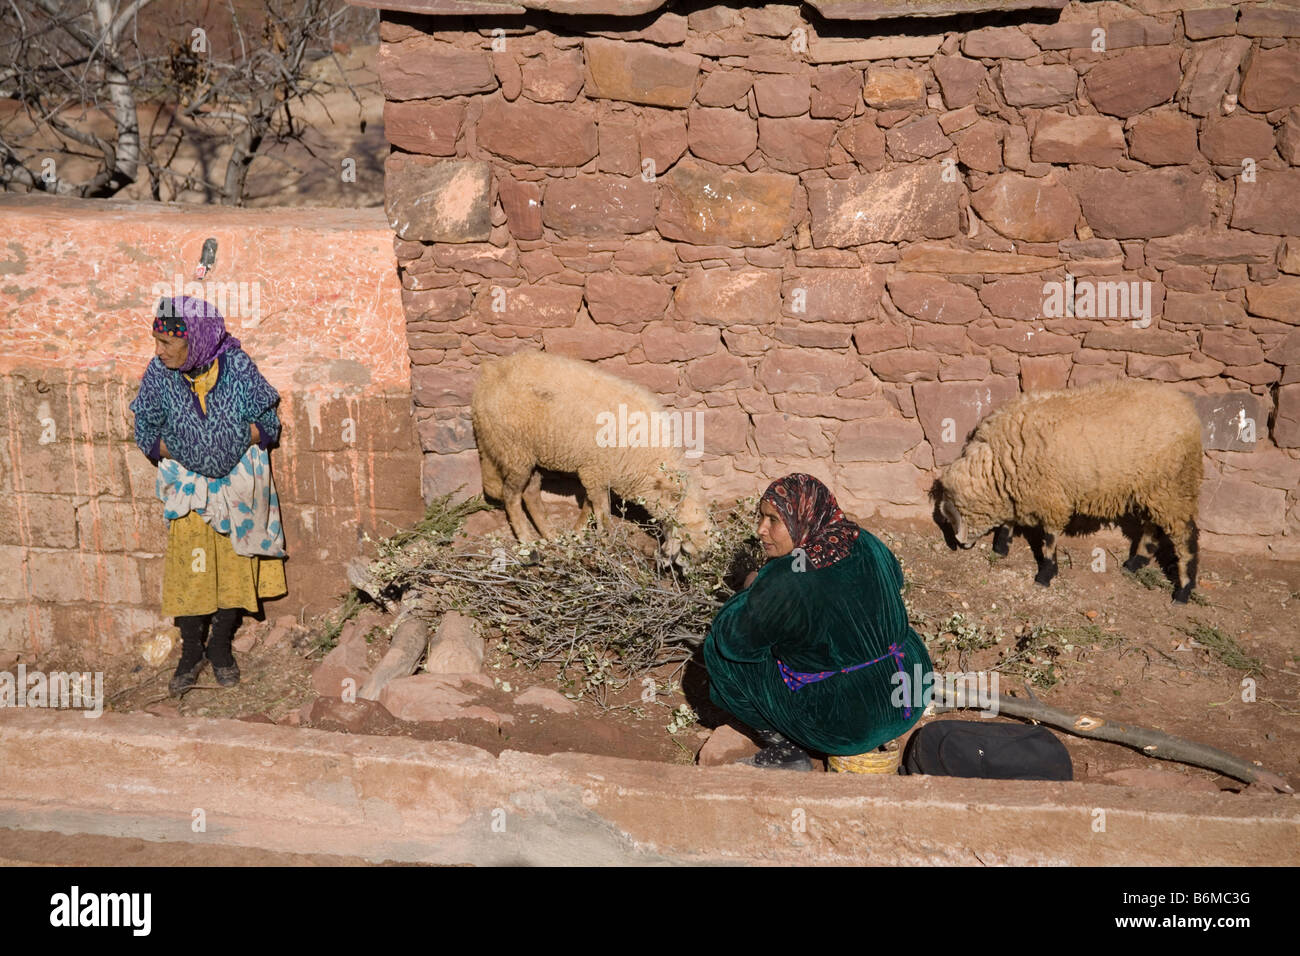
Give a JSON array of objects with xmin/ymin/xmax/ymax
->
[
  {"xmin": 129, "ymin": 296, "xmax": 288, "ymax": 696},
  {"xmin": 704, "ymin": 474, "xmax": 931, "ymax": 771}
]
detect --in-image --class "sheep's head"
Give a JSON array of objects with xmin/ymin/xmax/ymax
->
[
  {"xmin": 938, "ymin": 441, "xmax": 1010, "ymax": 549},
  {"xmin": 649, "ymin": 466, "xmax": 714, "ymax": 565}
]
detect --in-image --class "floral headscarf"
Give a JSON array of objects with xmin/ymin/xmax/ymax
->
[
  {"xmin": 153, "ymin": 296, "xmax": 240, "ymax": 373},
  {"xmin": 760, "ymin": 474, "xmax": 861, "ymax": 570}
]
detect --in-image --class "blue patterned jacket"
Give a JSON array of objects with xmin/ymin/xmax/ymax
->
[{"xmin": 130, "ymin": 349, "xmax": 281, "ymax": 479}]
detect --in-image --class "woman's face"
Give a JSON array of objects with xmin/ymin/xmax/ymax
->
[
  {"xmin": 757, "ymin": 499, "xmax": 795, "ymax": 559},
  {"xmin": 153, "ymin": 332, "xmax": 188, "ymax": 370}
]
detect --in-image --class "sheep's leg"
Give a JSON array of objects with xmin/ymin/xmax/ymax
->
[
  {"xmin": 992, "ymin": 524, "xmax": 1012, "ymax": 557},
  {"xmin": 573, "ymin": 497, "xmax": 594, "ymax": 532},
  {"xmin": 521, "ymin": 471, "xmax": 557, "ymax": 540},
  {"xmin": 1170, "ymin": 519, "xmax": 1199, "ymax": 605},
  {"xmin": 501, "ymin": 467, "xmax": 539, "ymax": 544},
  {"xmin": 1027, "ymin": 527, "xmax": 1060, "ymax": 587},
  {"xmin": 1123, "ymin": 522, "xmax": 1153, "ymax": 573},
  {"xmin": 578, "ymin": 469, "xmax": 612, "ymax": 532}
]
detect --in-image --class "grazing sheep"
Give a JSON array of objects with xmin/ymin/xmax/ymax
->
[
  {"xmin": 470, "ymin": 351, "xmax": 713, "ymax": 561},
  {"xmin": 937, "ymin": 380, "xmax": 1204, "ymax": 603}
]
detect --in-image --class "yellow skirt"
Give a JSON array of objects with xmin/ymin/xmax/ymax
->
[{"xmin": 161, "ymin": 511, "xmax": 287, "ymax": 617}]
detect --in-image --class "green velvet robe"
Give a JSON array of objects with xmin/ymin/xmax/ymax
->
[{"xmin": 704, "ymin": 531, "xmax": 932, "ymax": 756}]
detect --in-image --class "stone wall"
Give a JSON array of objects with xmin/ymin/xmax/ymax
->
[
  {"xmin": 376, "ymin": 0, "xmax": 1300, "ymax": 556},
  {"xmin": 0, "ymin": 197, "xmax": 424, "ymax": 659}
]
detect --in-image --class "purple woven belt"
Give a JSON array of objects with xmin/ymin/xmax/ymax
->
[{"xmin": 776, "ymin": 642, "xmax": 911, "ymax": 718}]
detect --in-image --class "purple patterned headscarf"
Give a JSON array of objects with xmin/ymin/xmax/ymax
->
[{"xmin": 153, "ymin": 296, "xmax": 240, "ymax": 372}]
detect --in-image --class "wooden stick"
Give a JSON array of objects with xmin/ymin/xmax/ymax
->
[{"xmin": 935, "ymin": 694, "xmax": 1293, "ymax": 793}]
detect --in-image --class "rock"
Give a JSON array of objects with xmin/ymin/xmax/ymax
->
[
  {"xmin": 688, "ymin": 107, "xmax": 758, "ymax": 165},
  {"xmin": 497, "ymin": 176, "xmax": 543, "ymax": 241},
  {"xmin": 1231, "ymin": 170, "xmax": 1300, "ymax": 237},
  {"xmin": 311, "ymin": 614, "xmax": 374, "ymax": 698},
  {"xmin": 1183, "ymin": 8, "xmax": 1238, "ymax": 40},
  {"xmin": 752, "ymin": 74, "xmax": 811, "ymax": 117},
  {"xmin": 932, "ymin": 55, "xmax": 987, "ymax": 108},
  {"xmin": 1276, "ymin": 384, "xmax": 1300, "ymax": 447},
  {"xmin": 839, "ymin": 118, "xmax": 887, "ymax": 170},
  {"xmin": 584, "ymin": 37, "xmax": 701, "ymax": 108},
  {"xmin": 1190, "ymin": 391, "xmax": 1268, "ymax": 452},
  {"xmin": 384, "ymin": 155, "xmax": 492, "ymax": 242},
  {"xmin": 423, "ymin": 611, "xmax": 484, "ymax": 675},
  {"xmin": 1200, "ymin": 113, "xmax": 1276, "ymax": 166},
  {"xmin": 809, "ymin": 35, "xmax": 943, "ymax": 62},
  {"xmin": 586, "ymin": 273, "xmax": 672, "ymax": 327},
  {"xmin": 863, "ymin": 68, "xmax": 925, "ymax": 109},
  {"xmin": 639, "ymin": 109, "xmax": 688, "ymax": 176},
  {"xmin": 674, "ymin": 269, "xmax": 782, "ymax": 326},
  {"xmin": 1164, "ymin": 291, "xmax": 1244, "ymax": 327},
  {"xmin": 887, "ymin": 274, "xmax": 982, "ymax": 325},
  {"xmin": 999, "ymin": 62, "xmax": 1077, "ymax": 107},
  {"xmin": 696, "ymin": 70, "xmax": 754, "ymax": 107},
  {"xmin": 758, "ymin": 116, "xmax": 838, "ymax": 172},
  {"xmin": 379, "ymin": 674, "xmax": 500, "ymax": 723},
  {"xmin": 1238, "ymin": 7, "xmax": 1300, "ymax": 36},
  {"xmin": 144, "ymin": 701, "xmax": 180, "ymax": 718},
  {"xmin": 1201, "ymin": 328, "xmax": 1265, "ymax": 366},
  {"xmin": 971, "ymin": 173, "xmax": 1080, "ymax": 242},
  {"xmin": 656, "ymin": 160, "xmax": 798, "ymax": 247},
  {"xmin": 1245, "ymin": 276, "xmax": 1300, "ymax": 322},
  {"xmin": 806, "ymin": 166, "xmax": 961, "ymax": 246},
  {"xmin": 1146, "ymin": 231, "xmax": 1279, "ymax": 267},
  {"xmin": 1128, "ymin": 110, "xmax": 1199, "ymax": 166},
  {"xmin": 468, "ymin": 283, "xmax": 582, "ymax": 329},
  {"xmin": 232, "ymin": 625, "xmax": 258, "ymax": 654},
  {"xmin": 383, "ymin": 100, "xmax": 463, "ymax": 155},
  {"xmin": 697, "ymin": 723, "xmax": 759, "ymax": 766},
  {"xmin": 476, "ymin": 99, "xmax": 598, "ymax": 167},
  {"xmin": 514, "ymin": 686, "xmax": 579, "ymax": 714},
  {"xmin": 1200, "ymin": 476, "xmax": 1287, "ymax": 535},
  {"xmin": 754, "ymin": 413, "xmax": 832, "ymax": 457},
  {"xmin": 1019, "ymin": 354, "xmax": 1071, "ymax": 392},
  {"xmin": 951, "ymin": 120, "xmax": 1003, "ymax": 173},
  {"xmin": 1085, "ymin": 47, "xmax": 1182, "ymax": 117},
  {"xmin": 378, "ymin": 39, "xmax": 496, "ymax": 100},
  {"xmin": 898, "ymin": 243, "xmax": 1056, "ymax": 274},
  {"xmin": 913, "ymin": 378, "xmax": 1020, "ymax": 465},
  {"xmin": 307, "ymin": 697, "xmax": 397, "ymax": 735},
  {"xmin": 962, "ymin": 26, "xmax": 1039, "ymax": 60},
  {"xmin": 1072, "ymin": 168, "xmax": 1213, "ymax": 239},
  {"xmin": 885, "ymin": 115, "xmax": 953, "ymax": 161},
  {"xmin": 1238, "ymin": 46, "xmax": 1300, "ymax": 114},
  {"xmin": 521, "ymin": 48, "xmax": 584, "ymax": 103},
  {"xmin": 1180, "ymin": 36, "xmax": 1252, "ymax": 117},
  {"xmin": 1031, "ymin": 111, "xmax": 1126, "ymax": 166},
  {"xmin": 757, "ymin": 348, "xmax": 860, "ymax": 393},
  {"xmin": 542, "ymin": 175, "xmax": 656, "ymax": 238},
  {"xmin": 834, "ymin": 417, "xmax": 925, "ymax": 462},
  {"xmin": 811, "ymin": 66, "xmax": 862, "ymax": 120},
  {"xmin": 782, "ymin": 268, "xmax": 886, "ymax": 323},
  {"xmin": 264, "ymin": 615, "xmax": 298, "ymax": 647}
]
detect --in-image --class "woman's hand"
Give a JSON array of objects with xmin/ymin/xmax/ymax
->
[
  {"xmin": 742, "ymin": 570, "xmax": 758, "ymax": 590},
  {"xmin": 249, "ymin": 423, "xmax": 261, "ymax": 446},
  {"xmin": 158, "ymin": 439, "xmax": 170, "ymax": 459}
]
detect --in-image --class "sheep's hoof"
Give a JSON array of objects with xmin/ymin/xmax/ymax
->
[
  {"xmin": 1122, "ymin": 556, "xmax": 1149, "ymax": 573},
  {"xmin": 1033, "ymin": 568, "xmax": 1056, "ymax": 587},
  {"xmin": 1172, "ymin": 587, "xmax": 1192, "ymax": 605}
]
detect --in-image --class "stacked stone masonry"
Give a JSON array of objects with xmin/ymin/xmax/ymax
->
[{"xmin": 378, "ymin": 1, "xmax": 1300, "ymax": 556}]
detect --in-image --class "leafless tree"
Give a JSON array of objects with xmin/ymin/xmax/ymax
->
[{"xmin": 1, "ymin": 0, "xmax": 376, "ymax": 204}]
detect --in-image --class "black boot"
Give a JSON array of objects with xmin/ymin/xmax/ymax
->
[
  {"xmin": 206, "ymin": 607, "xmax": 242, "ymax": 687},
  {"xmin": 169, "ymin": 615, "xmax": 209, "ymax": 697},
  {"xmin": 738, "ymin": 731, "xmax": 814, "ymax": 772}
]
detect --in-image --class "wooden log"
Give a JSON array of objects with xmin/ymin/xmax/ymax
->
[
  {"xmin": 936, "ymin": 694, "xmax": 1293, "ymax": 793},
  {"xmin": 358, "ymin": 608, "xmax": 429, "ymax": 701}
]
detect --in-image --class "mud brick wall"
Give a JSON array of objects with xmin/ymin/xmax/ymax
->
[
  {"xmin": 0, "ymin": 197, "xmax": 424, "ymax": 660},
  {"xmin": 374, "ymin": 0, "xmax": 1300, "ymax": 556}
]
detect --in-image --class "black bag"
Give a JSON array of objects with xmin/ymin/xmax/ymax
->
[{"xmin": 901, "ymin": 720, "xmax": 1073, "ymax": 781}]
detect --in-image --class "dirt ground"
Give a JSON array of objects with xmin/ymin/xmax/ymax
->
[{"xmin": 32, "ymin": 500, "xmax": 1299, "ymax": 794}]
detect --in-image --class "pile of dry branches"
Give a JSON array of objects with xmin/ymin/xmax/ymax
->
[{"xmin": 358, "ymin": 494, "xmax": 765, "ymax": 701}]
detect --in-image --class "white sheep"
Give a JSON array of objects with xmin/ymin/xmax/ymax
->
[
  {"xmin": 470, "ymin": 351, "xmax": 713, "ymax": 561},
  {"xmin": 937, "ymin": 380, "xmax": 1204, "ymax": 603}
]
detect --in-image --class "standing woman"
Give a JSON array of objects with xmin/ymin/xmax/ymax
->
[
  {"xmin": 130, "ymin": 296, "xmax": 287, "ymax": 696},
  {"xmin": 704, "ymin": 474, "xmax": 931, "ymax": 771}
]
